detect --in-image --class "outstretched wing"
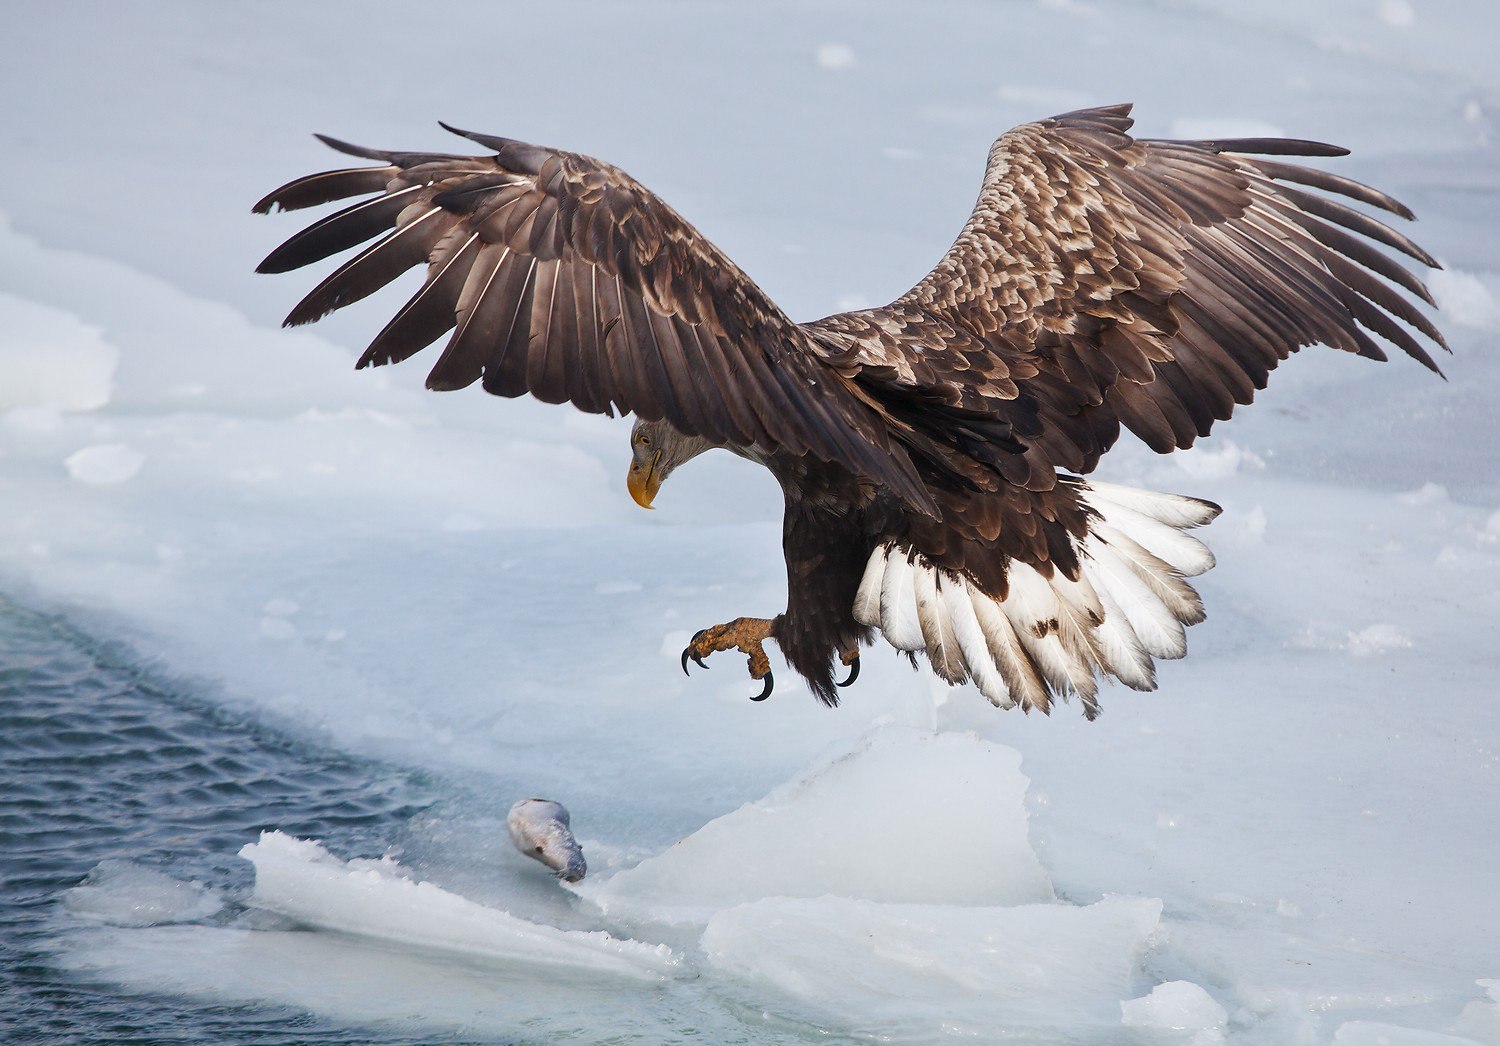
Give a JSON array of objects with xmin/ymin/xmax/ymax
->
[
  {"xmin": 254, "ymin": 128, "xmax": 936, "ymax": 515},
  {"xmin": 810, "ymin": 103, "xmax": 1446, "ymax": 486}
]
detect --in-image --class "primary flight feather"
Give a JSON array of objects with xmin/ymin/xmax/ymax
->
[{"xmin": 255, "ymin": 103, "xmax": 1444, "ymax": 716}]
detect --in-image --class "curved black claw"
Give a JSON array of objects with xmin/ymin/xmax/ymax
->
[
  {"xmin": 837, "ymin": 655, "xmax": 860, "ymax": 688},
  {"xmin": 680, "ymin": 648, "xmax": 710, "ymax": 676},
  {"xmin": 750, "ymin": 671, "xmax": 774, "ymax": 702}
]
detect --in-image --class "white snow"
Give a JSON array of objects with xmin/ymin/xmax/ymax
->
[{"xmin": 5, "ymin": 1, "xmax": 1499, "ymax": 1042}]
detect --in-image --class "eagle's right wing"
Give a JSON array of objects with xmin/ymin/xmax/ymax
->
[{"xmin": 254, "ymin": 127, "xmax": 937, "ymax": 516}]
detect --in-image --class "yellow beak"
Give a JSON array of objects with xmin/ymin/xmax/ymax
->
[{"xmin": 627, "ymin": 451, "xmax": 662, "ymax": 509}]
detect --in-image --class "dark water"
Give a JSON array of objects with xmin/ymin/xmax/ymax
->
[{"xmin": 0, "ymin": 597, "xmax": 442, "ymax": 1044}]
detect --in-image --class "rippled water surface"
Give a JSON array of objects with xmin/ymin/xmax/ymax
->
[{"xmin": 0, "ymin": 599, "xmax": 439, "ymax": 1043}]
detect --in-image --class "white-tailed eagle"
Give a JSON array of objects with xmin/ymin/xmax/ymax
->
[{"xmin": 255, "ymin": 103, "xmax": 1444, "ymax": 716}]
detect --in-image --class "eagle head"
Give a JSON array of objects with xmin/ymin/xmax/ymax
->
[{"xmin": 627, "ymin": 419, "xmax": 711, "ymax": 509}]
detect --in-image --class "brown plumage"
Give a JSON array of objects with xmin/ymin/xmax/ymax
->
[{"xmin": 255, "ymin": 104, "xmax": 1444, "ymax": 717}]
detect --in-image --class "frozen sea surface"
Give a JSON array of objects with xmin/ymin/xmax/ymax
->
[{"xmin": 3, "ymin": 1, "xmax": 1500, "ymax": 1043}]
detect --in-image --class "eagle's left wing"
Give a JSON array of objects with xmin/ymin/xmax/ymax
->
[{"xmin": 809, "ymin": 103, "xmax": 1446, "ymax": 488}]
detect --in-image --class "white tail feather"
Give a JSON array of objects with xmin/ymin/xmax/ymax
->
[
  {"xmin": 914, "ymin": 567, "xmax": 965, "ymax": 682},
  {"xmin": 940, "ymin": 577, "xmax": 1009, "ymax": 704},
  {"xmin": 1080, "ymin": 538, "xmax": 1188, "ymax": 659},
  {"xmin": 853, "ymin": 478, "xmax": 1216, "ymax": 715},
  {"xmin": 1094, "ymin": 526, "xmax": 1206, "ymax": 626},
  {"xmin": 1081, "ymin": 497, "xmax": 1216, "ymax": 576},
  {"xmin": 1000, "ymin": 563, "xmax": 1095, "ymax": 702},
  {"xmin": 853, "ymin": 544, "xmax": 888, "ymax": 627},
  {"xmin": 1090, "ymin": 579, "xmax": 1157, "ymax": 690},
  {"xmin": 969, "ymin": 591, "xmax": 1046, "ymax": 711},
  {"xmin": 878, "ymin": 550, "xmax": 924, "ymax": 651},
  {"xmin": 1082, "ymin": 481, "xmax": 1221, "ymax": 528}
]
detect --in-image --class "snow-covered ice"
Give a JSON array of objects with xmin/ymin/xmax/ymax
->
[{"xmin": 5, "ymin": 0, "xmax": 1500, "ymax": 1041}]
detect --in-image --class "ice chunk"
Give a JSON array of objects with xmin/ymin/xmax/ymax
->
[
  {"xmin": 63, "ymin": 859, "xmax": 223, "ymax": 927},
  {"xmin": 703, "ymin": 895, "xmax": 1163, "ymax": 1037},
  {"xmin": 65, "ymin": 443, "xmax": 145, "ymax": 485},
  {"xmin": 239, "ymin": 832, "xmax": 677, "ymax": 979},
  {"xmin": 0, "ymin": 291, "xmax": 117, "ymax": 412},
  {"xmin": 1121, "ymin": 980, "xmax": 1228, "ymax": 1044},
  {"xmin": 579, "ymin": 728, "xmax": 1053, "ymax": 927}
]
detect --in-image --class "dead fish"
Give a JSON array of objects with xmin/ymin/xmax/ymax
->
[{"xmin": 507, "ymin": 798, "xmax": 587, "ymax": 883}]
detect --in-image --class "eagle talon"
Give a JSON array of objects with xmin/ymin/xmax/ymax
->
[
  {"xmin": 750, "ymin": 671, "xmax": 774, "ymax": 701},
  {"xmin": 837, "ymin": 654, "xmax": 860, "ymax": 688},
  {"xmin": 681, "ymin": 639, "xmax": 708, "ymax": 672},
  {"xmin": 680, "ymin": 617, "xmax": 777, "ymax": 696}
]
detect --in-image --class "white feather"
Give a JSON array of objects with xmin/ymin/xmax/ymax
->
[
  {"xmin": 1095, "ymin": 526, "xmax": 1206, "ymax": 625},
  {"xmin": 968, "ymin": 593, "xmax": 1041, "ymax": 711},
  {"xmin": 1082, "ymin": 480, "xmax": 1220, "ymax": 528},
  {"xmin": 941, "ymin": 577, "xmax": 1006, "ymax": 703},
  {"xmin": 878, "ymin": 551, "xmax": 923, "ymax": 652},
  {"xmin": 853, "ymin": 545, "xmax": 888, "ymax": 628},
  {"xmin": 1087, "ymin": 566, "xmax": 1157, "ymax": 690},
  {"xmin": 998, "ymin": 563, "xmax": 1093, "ymax": 700},
  {"xmin": 1083, "ymin": 538, "xmax": 1187, "ymax": 659},
  {"xmin": 1081, "ymin": 497, "xmax": 1216, "ymax": 576},
  {"xmin": 914, "ymin": 565, "xmax": 964, "ymax": 682}
]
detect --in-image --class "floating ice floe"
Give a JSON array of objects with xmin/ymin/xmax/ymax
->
[
  {"xmin": 64, "ymin": 860, "xmax": 224, "ymax": 927},
  {"xmin": 239, "ymin": 832, "xmax": 677, "ymax": 979}
]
